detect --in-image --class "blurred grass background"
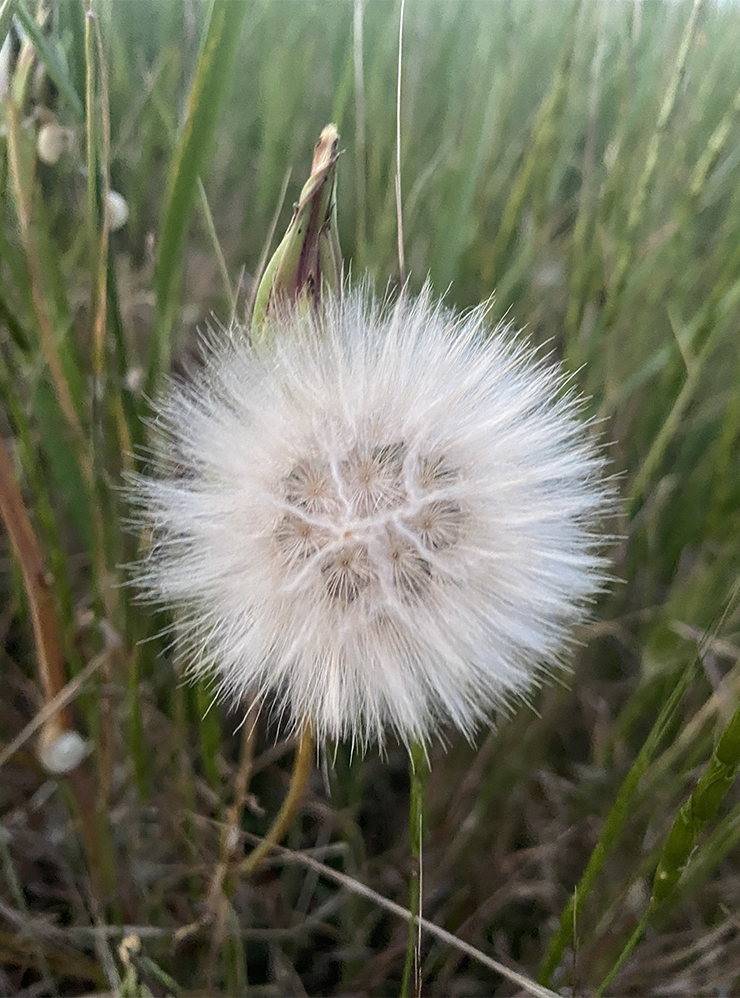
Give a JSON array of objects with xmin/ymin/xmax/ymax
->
[{"xmin": 2, "ymin": 0, "xmax": 740, "ymax": 994}]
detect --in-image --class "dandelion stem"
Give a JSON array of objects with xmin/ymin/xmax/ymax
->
[
  {"xmin": 240, "ymin": 723, "xmax": 314, "ymax": 877},
  {"xmin": 401, "ymin": 741, "xmax": 429, "ymax": 998}
]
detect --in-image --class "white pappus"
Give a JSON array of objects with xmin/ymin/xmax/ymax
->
[{"xmin": 130, "ymin": 287, "xmax": 614, "ymax": 750}]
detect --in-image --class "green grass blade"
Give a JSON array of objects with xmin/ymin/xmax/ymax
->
[
  {"xmin": 0, "ymin": 283, "xmax": 30, "ymax": 352},
  {"xmin": 652, "ymin": 702, "xmax": 740, "ymax": 906},
  {"xmin": 539, "ymin": 654, "xmax": 698, "ymax": 986},
  {"xmin": 629, "ymin": 274, "xmax": 740, "ymax": 508},
  {"xmin": 666, "ymin": 799, "xmax": 740, "ymax": 912},
  {"xmin": 595, "ymin": 690, "xmax": 740, "ymax": 995},
  {"xmin": 482, "ymin": 0, "xmax": 580, "ymax": 287},
  {"xmin": 148, "ymin": 0, "xmax": 249, "ymax": 390},
  {"xmin": 14, "ymin": 0, "xmax": 83, "ymax": 118},
  {"xmin": 602, "ymin": 0, "xmax": 706, "ymax": 328},
  {"xmin": 594, "ymin": 908, "xmax": 652, "ymax": 998},
  {"xmin": 0, "ymin": 0, "xmax": 16, "ymax": 50},
  {"xmin": 196, "ymin": 678, "xmax": 222, "ymax": 793}
]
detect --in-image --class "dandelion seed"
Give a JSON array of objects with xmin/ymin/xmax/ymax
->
[{"xmin": 131, "ymin": 288, "xmax": 612, "ymax": 749}]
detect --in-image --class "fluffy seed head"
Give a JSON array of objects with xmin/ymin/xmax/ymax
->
[{"xmin": 131, "ymin": 288, "xmax": 612, "ymax": 748}]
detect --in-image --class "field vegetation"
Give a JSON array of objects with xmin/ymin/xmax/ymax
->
[{"xmin": 2, "ymin": 0, "xmax": 740, "ymax": 994}]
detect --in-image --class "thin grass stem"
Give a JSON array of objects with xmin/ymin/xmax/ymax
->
[
  {"xmin": 595, "ymin": 907, "xmax": 651, "ymax": 998},
  {"xmin": 250, "ymin": 834, "xmax": 560, "ymax": 998},
  {"xmin": 395, "ymin": 0, "xmax": 406, "ymax": 286}
]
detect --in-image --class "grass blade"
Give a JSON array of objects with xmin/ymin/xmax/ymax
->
[
  {"xmin": 596, "ymin": 692, "xmax": 740, "ymax": 995},
  {"xmin": 539, "ymin": 654, "xmax": 698, "ymax": 986},
  {"xmin": 14, "ymin": 0, "xmax": 83, "ymax": 118},
  {"xmin": 148, "ymin": 0, "xmax": 249, "ymax": 389},
  {"xmin": 0, "ymin": 0, "xmax": 16, "ymax": 50}
]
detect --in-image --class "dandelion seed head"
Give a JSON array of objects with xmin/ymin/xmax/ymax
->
[{"xmin": 131, "ymin": 287, "xmax": 613, "ymax": 748}]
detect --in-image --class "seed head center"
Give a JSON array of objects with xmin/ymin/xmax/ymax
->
[{"xmin": 276, "ymin": 442, "xmax": 465, "ymax": 605}]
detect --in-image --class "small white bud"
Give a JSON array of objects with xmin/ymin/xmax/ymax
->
[
  {"xmin": 36, "ymin": 123, "xmax": 75, "ymax": 165},
  {"xmin": 38, "ymin": 727, "xmax": 87, "ymax": 774},
  {"xmin": 125, "ymin": 366, "xmax": 144, "ymax": 393},
  {"xmin": 106, "ymin": 190, "xmax": 129, "ymax": 232}
]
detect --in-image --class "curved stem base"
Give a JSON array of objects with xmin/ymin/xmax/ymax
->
[{"xmin": 241, "ymin": 724, "xmax": 314, "ymax": 877}]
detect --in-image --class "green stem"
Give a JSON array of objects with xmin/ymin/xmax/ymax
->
[{"xmin": 400, "ymin": 741, "xmax": 429, "ymax": 998}]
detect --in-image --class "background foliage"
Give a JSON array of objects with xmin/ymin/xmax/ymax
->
[{"xmin": 2, "ymin": 0, "xmax": 740, "ymax": 994}]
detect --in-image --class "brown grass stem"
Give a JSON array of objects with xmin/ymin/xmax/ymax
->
[
  {"xmin": 0, "ymin": 434, "xmax": 117, "ymax": 902},
  {"xmin": 5, "ymin": 93, "xmax": 112, "ymax": 622},
  {"xmin": 205, "ymin": 714, "xmax": 259, "ymax": 979},
  {"xmin": 0, "ymin": 432, "xmax": 72, "ymax": 746},
  {"xmin": 0, "ymin": 647, "xmax": 112, "ymax": 772},
  {"xmin": 247, "ymin": 835, "xmax": 559, "ymax": 998},
  {"xmin": 5, "ymin": 98, "xmax": 88, "ymax": 469},
  {"xmin": 240, "ymin": 724, "xmax": 314, "ymax": 877}
]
